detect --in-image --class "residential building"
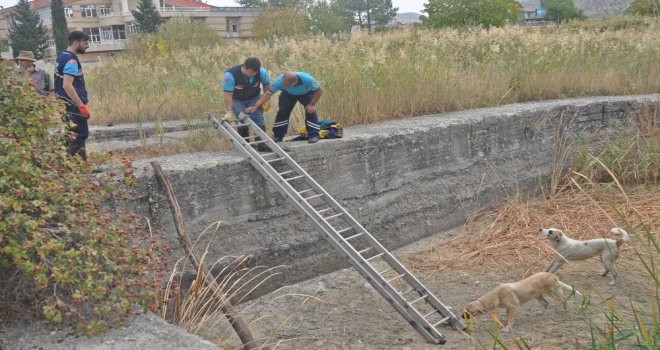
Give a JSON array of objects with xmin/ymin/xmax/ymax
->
[
  {"xmin": 0, "ymin": 0, "xmax": 261, "ymax": 61},
  {"xmin": 521, "ymin": 7, "xmax": 552, "ymax": 26}
]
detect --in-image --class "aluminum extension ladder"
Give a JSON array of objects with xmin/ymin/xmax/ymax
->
[{"xmin": 210, "ymin": 116, "xmax": 466, "ymax": 344}]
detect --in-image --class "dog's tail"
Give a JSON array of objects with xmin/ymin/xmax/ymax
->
[
  {"xmin": 611, "ymin": 228, "xmax": 630, "ymax": 247},
  {"xmin": 557, "ymin": 280, "xmax": 582, "ymax": 297}
]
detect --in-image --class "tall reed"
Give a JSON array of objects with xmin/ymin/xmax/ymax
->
[{"xmin": 87, "ymin": 17, "xmax": 660, "ymax": 131}]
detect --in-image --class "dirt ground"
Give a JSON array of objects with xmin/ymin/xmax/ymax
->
[
  {"xmin": 199, "ymin": 226, "xmax": 656, "ymax": 350},
  {"xmin": 1, "ymin": 196, "xmax": 655, "ymax": 350}
]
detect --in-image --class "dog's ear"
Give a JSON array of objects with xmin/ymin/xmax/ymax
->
[
  {"xmin": 549, "ymin": 229, "xmax": 563, "ymax": 241},
  {"xmin": 465, "ymin": 301, "xmax": 486, "ymax": 316}
]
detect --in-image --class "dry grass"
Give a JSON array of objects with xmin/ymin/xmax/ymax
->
[
  {"xmin": 86, "ymin": 17, "xmax": 660, "ymax": 128},
  {"xmin": 406, "ymin": 184, "xmax": 659, "ymax": 276}
]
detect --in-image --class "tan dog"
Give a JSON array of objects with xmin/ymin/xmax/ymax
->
[
  {"xmin": 540, "ymin": 227, "xmax": 629, "ymax": 285},
  {"xmin": 462, "ymin": 272, "xmax": 579, "ymax": 332}
]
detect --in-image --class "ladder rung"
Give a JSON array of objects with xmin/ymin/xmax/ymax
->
[
  {"xmin": 378, "ymin": 268, "xmax": 393, "ymax": 275},
  {"xmin": 433, "ymin": 316, "xmax": 451, "ymax": 328},
  {"xmin": 304, "ymin": 193, "xmax": 324, "ymax": 200},
  {"xmin": 323, "ymin": 213, "xmax": 343, "ymax": 220},
  {"xmin": 400, "ymin": 288, "xmax": 416, "ymax": 297},
  {"xmin": 366, "ymin": 252, "xmax": 384, "ymax": 262},
  {"xmin": 357, "ymin": 247, "xmax": 372, "ymax": 255},
  {"xmin": 216, "ymin": 118, "xmax": 467, "ymax": 340},
  {"xmin": 386, "ymin": 273, "xmax": 407, "ymax": 284},
  {"xmin": 411, "ymin": 294, "xmax": 428, "ymax": 304},
  {"xmin": 345, "ymin": 232, "xmax": 364, "ymax": 241},
  {"xmin": 423, "ymin": 310, "xmax": 439, "ymax": 319},
  {"xmin": 285, "ymin": 175, "xmax": 305, "ymax": 181}
]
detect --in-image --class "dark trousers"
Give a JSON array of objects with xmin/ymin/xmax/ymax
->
[
  {"xmin": 272, "ymin": 91, "xmax": 320, "ymax": 139},
  {"xmin": 65, "ymin": 103, "xmax": 88, "ymax": 160}
]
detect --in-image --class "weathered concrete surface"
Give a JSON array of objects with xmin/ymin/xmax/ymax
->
[
  {"xmin": 131, "ymin": 95, "xmax": 659, "ymax": 297},
  {"xmin": 1, "ymin": 312, "xmax": 223, "ymax": 350},
  {"xmin": 89, "ymin": 119, "xmax": 207, "ymax": 143}
]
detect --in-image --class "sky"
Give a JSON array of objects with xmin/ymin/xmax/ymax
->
[{"xmin": 0, "ymin": 0, "xmax": 427, "ymax": 14}]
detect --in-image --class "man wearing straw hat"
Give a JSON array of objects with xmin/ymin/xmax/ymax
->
[
  {"xmin": 54, "ymin": 31, "xmax": 91, "ymax": 160},
  {"xmin": 16, "ymin": 50, "xmax": 51, "ymax": 96}
]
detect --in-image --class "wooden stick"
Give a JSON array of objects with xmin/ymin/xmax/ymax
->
[{"xmin": 151, "ymin": 161, "xmax": 262, "ymax": 350}]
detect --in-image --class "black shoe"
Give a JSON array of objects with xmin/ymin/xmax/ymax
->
[
  {"xmin": 273, "ymin": 136, "xmax": 283, "ymax": 143},
  {"xmin": 256, "ymin": 143, "xmax": 270, "ymax": 152},
  {"xmin": 308, "ymin": 135, "xmax": 319, "ymax": 144},
  {"xmin": 237, "ymin": 126, "xmax": 249, "ymax": 139}
]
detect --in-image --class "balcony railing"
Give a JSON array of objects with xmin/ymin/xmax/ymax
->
[
  {"xmin": 99, "ymin": 12, "xmax": 116, "ymax": 19},
  {"xmin": 48, "ymin": 39, "xmax": 127, "ymax": 48},
  {"xmin": 158, "ymin": 7, "xmax": 210, "ymax": 12},
  {"xmin": 91, "ymin": 39, "xmax": 126, "ymax": 46},
  {"xmin": 157, "ymin": 6, "xmax": 261, "ymax": 12}
]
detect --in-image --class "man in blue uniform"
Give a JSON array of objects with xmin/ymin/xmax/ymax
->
[
  {"xmin": 222, "ymin": 57, "xmax": 270, "ymax": 150},
  {"xmin": 246, "ymin": 71, "xmax": 324, "ymax": 144},
  {"xmin": 54, "ymin": 31, "xmax": 90, "ymax": 160}
]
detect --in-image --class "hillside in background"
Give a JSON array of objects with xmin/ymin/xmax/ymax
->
[
  {"xmin": 395, "ymin": 12, "xmax": 422, "ymax": 24},
  {"xmin": 518, "ymin": 0, "xmax": 635, "ymax": 19}
]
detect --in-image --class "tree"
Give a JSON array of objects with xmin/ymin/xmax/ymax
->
[
  {"xmin": 540, "ymin": 0, "xmax": 586, "ymax": 22},
  {"xmin": 309, "ymin": 1, "xmax": 351, "ymax": 35},
  {"xmin": 333, "ymin": 0, "xmax": 398, "ymax": 32},
  {"xmin": 8, "ymin": 0, "xmax": 48, "ymax": 59},
  {"xmin": 51, "ymin": 0, "xmax": 69, "ymax": 54},
  {"xmin": 626, "ymin": 0, "xmax": 660, "ymax": 16},
  {"xmin": 132, "ymin": 0, "xmax": 163, "ymax": 34},
  {"xmin": 421, "ymin": 0, "xmax": 521, "ymax": 28}
]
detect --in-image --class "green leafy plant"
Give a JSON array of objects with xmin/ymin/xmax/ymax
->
[{"xmin": 0, "ymin": 62, "xmax": 167, "ymax": 334}]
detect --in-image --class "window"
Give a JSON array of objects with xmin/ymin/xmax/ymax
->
[
  {"xmin": 111, "ymin": 25, "xmax": 126, "ymax": 39},
  {"xmin": 101, "ymin": 27, "xmax": 113, "ymax": 41},
  {"xmin": 226, "ymin": 17, "xmax": 240, "ymax": 33},
  {"xmin": 82, "ymin": 27, "xmax": 101, "ymax": 43},
  {"xmin": 64, "ymin": 5, "xmax": 74, "ymax": 18},
  {"xmin": 99, "ymin": 5, "xmax": 112, "ymax": 16},
  {"xmin": 101, "ymin": 25, "xmax": 126, "ymax": 40},
  {"xmin": 81, "ymin": 5, "xmax": 96, "ymax": 18},
  {"xmin": 127, "ymin": 22, "xmax": 139, "ymax": 35}
]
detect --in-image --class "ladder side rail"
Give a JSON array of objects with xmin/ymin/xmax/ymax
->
[
  {"xmin": 213, "ymin": 118, "xmax": 454, "ymax": 343},
  {"xmin": 214, "ymin": 120, "xmax": 447, "ymax": 343},
  {"xmin": 242, "ymin": 118, "xmax": 464, "ymax": 331}
]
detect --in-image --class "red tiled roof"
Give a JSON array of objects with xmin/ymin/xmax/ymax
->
[
  {"xmin": 164, "ymin": 0, "xmax": 212, "ymax": 8},
  {"xmin": 1, "ymin": 0, "xmax": 81, "ymax": 14},
  {"xmin": 1, "ymin": 0, "xmax": 213, "ymax": 15}
]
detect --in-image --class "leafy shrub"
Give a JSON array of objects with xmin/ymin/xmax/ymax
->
[{"xmin": 0, "ymin": 62, "xmax": 167, "ymax": 334}]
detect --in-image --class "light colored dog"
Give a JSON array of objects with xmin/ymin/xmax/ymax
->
[
  {"xmin": 462, "ymin": 272, "xmax": 579, "ymax": 332},
  {"xmin": 540, "ymin": 227, "xmax": 630, "ymax": 285}
]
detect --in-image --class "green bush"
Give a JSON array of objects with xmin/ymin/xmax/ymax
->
[{"xmin": 0, "ymin": 62, "xmax": 167, "ymax": 334}]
